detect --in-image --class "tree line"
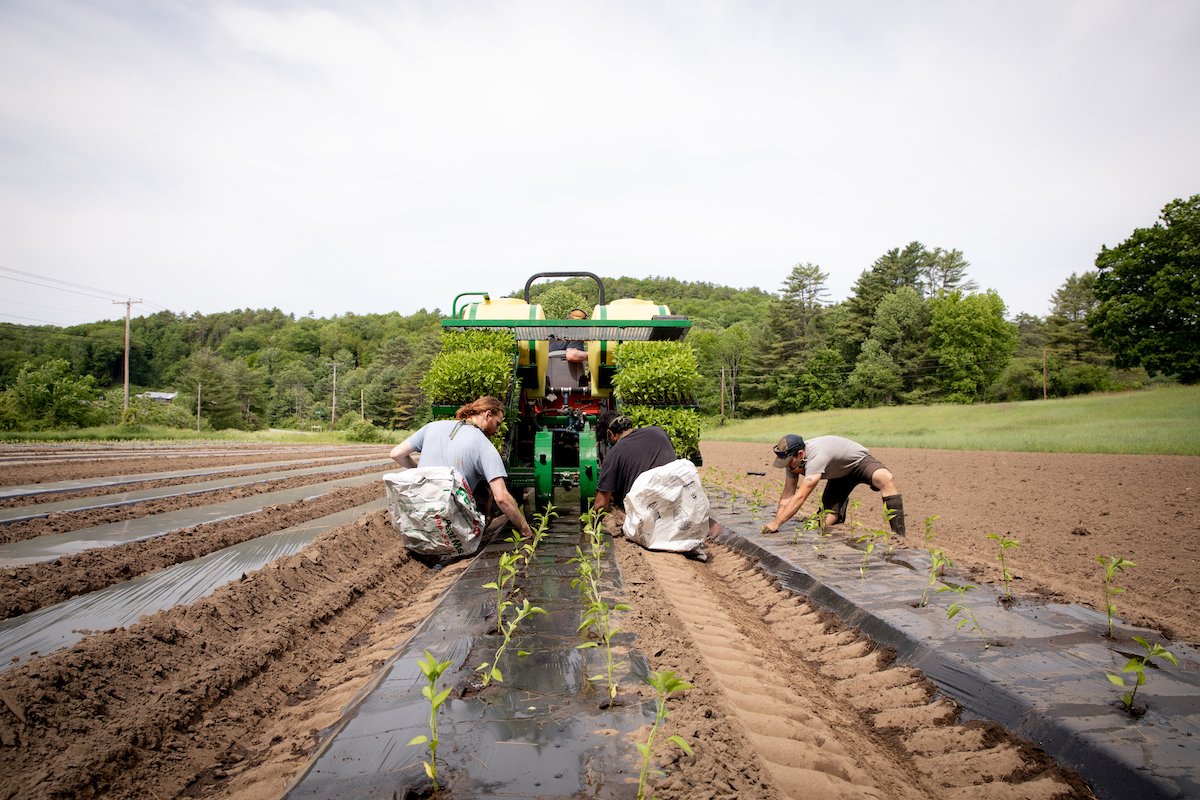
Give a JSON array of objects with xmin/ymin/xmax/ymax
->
[{"xmin": 1, "ymin": 194, "xmax": 1195, "ymax": 432}]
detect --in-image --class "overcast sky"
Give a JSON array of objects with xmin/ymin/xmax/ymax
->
[{"xmin": 1, "ymin": 1, "xmax": 1197, "ymax": 329}]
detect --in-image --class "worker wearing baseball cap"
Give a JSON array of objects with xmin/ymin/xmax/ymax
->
[{"xmin": 761, "ymin": 433, "xmax": 906, "ymax": 540}]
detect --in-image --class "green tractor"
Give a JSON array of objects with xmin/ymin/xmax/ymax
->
[{"xmin": 429, "ymin": 272, "xmax": 698, "ymax": 510}]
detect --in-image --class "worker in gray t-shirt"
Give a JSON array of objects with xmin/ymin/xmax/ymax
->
[
  {"xmin": 390, "ymin": 395, "xmax": 533, "ymax": 539},
  {"xmin": 760, "ymin": 434, "xmax": 906, "ymax": 539}
]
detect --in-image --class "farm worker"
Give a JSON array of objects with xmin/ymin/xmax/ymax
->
[
  {"xmin": 389, "ymin": 395, "xmax": 534, "ymax": 538},
  {"xmin": 548, "ymin": 307, "xmax": 589, "ymax": 364},
  {"xmin": 592, "ymin": 411, "xmax": 710, "ymax": 561},
  {"xmin": 761, "ymin": 434, "xmax": 906, "ymax": 540}
]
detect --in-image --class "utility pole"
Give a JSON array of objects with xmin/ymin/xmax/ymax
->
[
  {"xmin": 328, "ymin": 362, "xmax": 340, "ymax": 427},
  {"xmin": 720, "ymin": 367, "xmax": 726, "ymax": 418},
  {"xmin": 196, "ymin": 383, "xmax": 202, "ymax": 432},
  {"xmin": 113, "ymin": 298, "xmax": 143, "ymax": 412},
  {"xmin": 1042, "ymin": 347, "xmax": 1048, "ymax": 400}
]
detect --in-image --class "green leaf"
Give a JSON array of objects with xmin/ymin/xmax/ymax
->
[
  {"xmin": 668, "ymin": 734, "xmax": 694, "ymax": 756},
  {"xmin": 1106, "ymin": 673, "xmax": 1126, "ymax": 687},
  {"xmin": 407, "ymin": 734, "xmax": 429, "ymax": 746}
]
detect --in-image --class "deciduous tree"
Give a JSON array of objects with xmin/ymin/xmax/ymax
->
[{"xmin": 1090, "ymin": 194, "xmax": 1200, "ymax": 383}]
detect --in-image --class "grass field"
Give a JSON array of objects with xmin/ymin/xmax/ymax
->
[
  {"xmin": 0, "ymin": 425, "xmax": 405, "ymax": 446},
  {"xmin": 2, "ymin": 387, "xmax": 1196, "ymax": 456},
  {"xmin": 702, "ymin": 385, "xmax": 1200, "ymax": 456}
]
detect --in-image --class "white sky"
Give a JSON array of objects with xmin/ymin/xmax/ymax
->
[{"xmin": 1, "ymin": 1, "xmax": 1197, "ymax": 329}]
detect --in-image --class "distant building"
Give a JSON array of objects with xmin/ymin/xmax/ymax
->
[{"xmin": 136, "ymin": 391, "xmax": 178, "ymax": 403}]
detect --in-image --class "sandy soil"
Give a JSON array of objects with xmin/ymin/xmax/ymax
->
[
  {"xmin": 0, "ymin": 440, "xmax": 1195, "ymax": 799},
  {"xmin": 698, "ymin": 442, "xmax": 1200, "ymax": 644}
]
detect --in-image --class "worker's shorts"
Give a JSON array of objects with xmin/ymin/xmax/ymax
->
[{"xmin": 821, "ymin": 455, "xmax": 888, "ymax": 525}]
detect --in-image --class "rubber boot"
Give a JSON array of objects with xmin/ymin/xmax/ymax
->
[{"xmin": 882, "ymin": 495, "xmax": 906, "ymax": 539}]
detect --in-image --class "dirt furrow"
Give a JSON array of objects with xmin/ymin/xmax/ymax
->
[
  {"xmin": 0, "ymin": 446, "xmax": 383, "ymax": 487},
  {"xmin": 0, "ymin": 455, "xmax": 376, "ymax": 509},
  {"xmin": 642, "ymin": 547, "xmax": 924, "ymax": 799},
  {"xmin": 708, "ymin": 546, "xmax": 1094, "ymax": 800},
  {"xmin": 0, "ymin": 465, "xmax": 389, "ymax": 543},
  {"xmin": 0, "ymin": 510, "xmax": 461, "ymax": 800},
  {"xmin": 0, "ymin": 482, "xmax": 386, "ymax": 619}
]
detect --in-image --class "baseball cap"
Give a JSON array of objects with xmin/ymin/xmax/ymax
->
[{"xmin": 772, "ymin": 434, "xmax": 805, "ymax": 467}]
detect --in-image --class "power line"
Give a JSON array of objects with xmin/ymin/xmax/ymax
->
[
  {"xmin": 0, "ymin": 273, "xmax": 117, "ymax": 302},
  {"xmin": 0, "ymin": 311, "xmax": 61, "ymax": 326},
  {"xmin": 0, "ymin": 298, "xmax": 98, "ymax": 316},
  {"xmin": 0, "ymin": 265, "xmax": 131, "ymax": 300},
  {"xmin": 0, "ymin": 265, "xmax": 168, "ymax": 312}
]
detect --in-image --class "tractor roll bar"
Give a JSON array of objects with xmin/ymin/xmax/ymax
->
[{"xmin": 523, "ymin": 272, "xmax": 606, "ymax": 307}]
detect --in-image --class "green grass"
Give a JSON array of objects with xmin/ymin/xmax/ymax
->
[
  {"xmin": 703, "ymin": 386, "xmax": 1200, "ymax": 455},
  {"xmin": 0, "ymin": 424, "xmax": 409, "ymax": 446}
]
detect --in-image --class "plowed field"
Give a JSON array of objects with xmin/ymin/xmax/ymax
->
[{"xmin": 0, "ymin": 440, "xmax": 1196, "ymax": 799}]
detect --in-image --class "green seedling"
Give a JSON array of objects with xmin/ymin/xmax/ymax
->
[
  {"xmin": 881, "ymin": 506, "xmax": 899, "ymax": 553},
  {"xmin": 938, "ymin": 583, "xmax": 990, "ymax": 648},
  {"xmin": 856, "ymin": 529, "xmax": 876, "ymax": 577},
  {"xmin": 727, "ymin": 487, "xmax": 739, "ymax": 512},
  {"xmin": 1107, "ymin": 635, "xmax": 1179, "ymax": 714},
  {"xmin": 986, "ymin": 533, "xmax": 1020, "ymax": 600},
  {"xmin": 811, "ymin": 520, "xmax": 833, "ymax": 559},
  {"xmin": 476, "ymin": 597, "xmax": 546, "ymax": 686},
  {"xmin": 1096, "ymin": 555, "xmax": 1136, "ymax": 638},
  {"xmin": 791, "ymin": 508, "xmax": 818, "ymax": 545},
  {"xmin": 848, "ymin": 498, "xmax": 862, "ymax": 533},
  {"xmin": 483, "ymin": 548, "xmax": 521, "ymax": 620},
  {"xmin": 748, "ymin": 486, "xmax": 768, "ymax": 519},
  {"xmin": 577, "ymin": 596, "xmax": 631, "ymax": 704},
  {"xmin": 919, "ymin": 548, "xmax": 953, "ymax": 607},
  {"xmin": 636, "ymin": 670, "xmax": 694, "ymax": 800},
  {"xmin": 407, "ymin": 649, "xmax": 453, "ymax": 790},
  {"xmin": 923, "ymin": 514, "xmax": 940, "ymax": 547}
]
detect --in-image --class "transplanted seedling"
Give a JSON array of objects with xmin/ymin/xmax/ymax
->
[
  {"xmin": 483, "ymin": 547, "xmax": 521, "ymax": 621},
  {"xmin": 1107, "ymin": 635, "xmax": 1178, "ymax": 715},
  {"xmin": 577, "ymin": 595, "xmax": 631, "ymax": 705},
  {"xmin": 920, "ymin": 548, "xmax": 953, "ymax": 608},
  {"xmin": 938, "ymin": 582, "xmax": 990, "ymax": 648},
  {"xmin": 923, "ymin": 514, "xmax": 940, "ymax": 547},
  {"xmin": 636, "ymin": 670, "xmax": 695, "ymax": 800},
  {"xmin": 407, "ymin": 649, "xmax": 453, "ymax": 790},
  {"xmin": 748, "ymin": 486, "xmax": 768, "ymax": 520},
  {"xmin": 477, "ymin": 597, "xmax": 546, "ymax": 686},
  {"xmin": 986, "ymin": 532, "xmax": 1020, "ymax": 601},
  {"xmin": 1096, "ymin": 555, "xmax": 1136, "ymax": 638}
]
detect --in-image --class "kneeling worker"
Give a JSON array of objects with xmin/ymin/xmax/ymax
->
[
  {"xmin": 592, "ymin": 411, "xmax": 709, "ymax": 561},
  {"xmin": 390, "ymin": 395, "xmax": 533, "ymax": 539},
  {"xmin": 761, "ymin": 434, "xmax": 906, "ymax": 539}
]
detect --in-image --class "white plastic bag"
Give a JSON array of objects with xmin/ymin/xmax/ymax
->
[
  {"xmin": 383, "ymin": 467, "xmax": 485, "ymax": 557},
  {"xmin": 622, "ymin": 459, "xmax": 710, "ymax": 553}
]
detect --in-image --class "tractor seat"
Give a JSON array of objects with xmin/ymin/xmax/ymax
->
[{"xmin": 546, "ymin": 348, "xmax": 589, "ymax": 392}]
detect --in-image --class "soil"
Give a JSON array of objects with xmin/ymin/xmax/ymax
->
[{"xmin": 0, "ymin": 440, "xmax": 1195, "ymax": 799}]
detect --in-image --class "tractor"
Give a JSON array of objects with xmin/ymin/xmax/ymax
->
[{"xmin": 433, "ymin": 272, "xmax": 695, "ymax": 510}]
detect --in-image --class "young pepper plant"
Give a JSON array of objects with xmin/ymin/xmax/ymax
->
[
  {"xmin": 920, "ymin": 548, "xmax": 953, "ymax": 608},
  {"xmin": 938, "ymin": 582, "xmax": 990, "ymax": 648},
  {"xmin": 407, "ymin": 649, "xmax": 453, "ymax": 790},
  {"xmin": 1096, "ymin": 555, "xmax": 1136, "ymax": 638},
  {"xmin": 986, "ymin": 532, "xmax": 1020, "ymax": 601},
  {"xmin": 477, "ymin": 597, "xmax": 547, "ymax": 686},
  {"xmin": 636, "ymin": 670, "xmax": 695, "ymax": 800},
  {"xmin": 1107, "ymin": 635, "xmax": 1179, "ymax": 714}
]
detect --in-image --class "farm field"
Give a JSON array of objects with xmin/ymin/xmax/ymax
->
[{"xmin": 0, "ymin": 440, "xmax": 1197, "ymax": 798}]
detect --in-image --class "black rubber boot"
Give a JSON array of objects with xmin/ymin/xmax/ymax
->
[{"xmin": 882, "ymin": 494, "xmax": 906, "ymax": 539}]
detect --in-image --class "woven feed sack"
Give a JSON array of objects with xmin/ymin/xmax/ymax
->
[
  {"xmin": 383, "ymin": 467, "xmax": 485, "ymax": 556},
  {"xmin": 622, "ymin": 459, "xmax": 710, "ymax": 553}
]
